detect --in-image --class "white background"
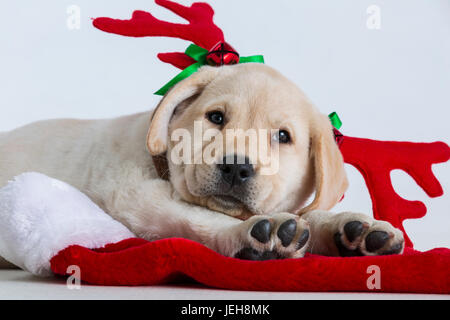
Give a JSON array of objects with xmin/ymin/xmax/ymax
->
[{"xmin": 0, "ymin": 0, "xmax": 448, "ymax": 251}]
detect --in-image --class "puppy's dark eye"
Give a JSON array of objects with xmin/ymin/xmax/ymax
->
[
  {"xmin": 278, "ymin": 130, "xmax": 291, "ymax": 144},
  {"xmin": 207, "ymin": 111, "xmax": 225, "ymax": 125}
]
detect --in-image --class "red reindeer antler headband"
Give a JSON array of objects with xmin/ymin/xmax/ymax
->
[
  {"xmin": 94, "ymin": 0, "xmax": 224, "ymax": 64},
  {"xmin": 94, "ymin": 0, "xmax": 263, "ymax": 95},
  {"xmin": 93, "ymin": 0, "xmax": 449, "ymax": 249}
]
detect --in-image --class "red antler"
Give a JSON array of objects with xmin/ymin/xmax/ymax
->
[
  {"xmin": 341, "ymin": 137, "xmax": 450, "ymax": 248},
  {"xmin": 93, "ymin": 0, "xmax": 225, "ymax": 69}
]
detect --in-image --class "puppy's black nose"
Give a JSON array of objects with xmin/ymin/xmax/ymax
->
[{"xmin": 218, "ymin": 155, "xmax": 255, "ymax": 186}]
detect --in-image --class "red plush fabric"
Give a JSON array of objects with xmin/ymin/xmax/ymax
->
[{"xmin": 51, "ymin": 238, "xmax": 450, "ymax": 293}]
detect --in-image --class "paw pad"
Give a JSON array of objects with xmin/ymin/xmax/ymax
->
[
  {"xmin": 334, "ymin": 233, "xmax": 363, "ymax": 257},
  {"xmin": 382, "ymin": 242, "xmax": 403, "ymax": 255},
  {"xmin": 235, "ymin": 248, "xmax": 281, "ymax": 261},
  {"xmin": 344, "ymin": 221, "xmax": 365, "ymax": 242},
  {"xmin": 277, "ymin": 219, "xmax": 297, "ymax": 247},
  {"xmin": 365, "ymin": 231, "xmax": 390, "ymax": 252},
  {"xmin": 297, "ymin": 229, "xmax": 310, "ymax": 250},
  {"xmin": 334, "ymin": 217, "xmax": 404, "ymax": 257},
  {"xmin": 237, "ymin": 216, "xmax": 310, "ymax": 261},
  {"xmin": 250, "ymin": 219, "xmax": 272, "ymax": 244}
]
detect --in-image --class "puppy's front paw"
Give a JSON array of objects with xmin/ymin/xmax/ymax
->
[
  {"xmin": 234, "ymin": 213, "xmax": 310, "ymax": 261},
  {"xmin": 333, "ymin": 212, "xmax": 405, "ymax": 257}
]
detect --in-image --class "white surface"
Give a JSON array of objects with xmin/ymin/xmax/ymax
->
[
  {"xmin": 0, "ymin": 2, "xmax": 448, "ymax": 251},
  {"xmin": 0, "ymin": 270, "xmax": 448, "ymax": 300}
]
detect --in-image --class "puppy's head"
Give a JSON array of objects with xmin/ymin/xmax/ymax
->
[{"xmin": 147, "ymin": 64, "xmax": 348, "ymax": 218}]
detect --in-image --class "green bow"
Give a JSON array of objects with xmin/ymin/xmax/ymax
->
[
  {"xmin": 155, "ymin": 44, "xmax": 265, "ymax": 96},
  {"xmin": 329, "ymin": 112, "xmax": 342, "ymax": 130}
]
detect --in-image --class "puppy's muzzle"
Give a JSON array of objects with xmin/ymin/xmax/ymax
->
[{"xmin": 218, "ymin": 155, "xmax": 255, "ymax": 187}]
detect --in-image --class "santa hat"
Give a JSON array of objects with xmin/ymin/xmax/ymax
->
[{"xmin": 0, "ymin": 172, "xmax": 133, "ymax": 276}]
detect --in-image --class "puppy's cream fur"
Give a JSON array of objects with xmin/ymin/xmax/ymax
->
[{"xmin": 0, "ymin": 64, "xmax": 403, "ymax": 267}]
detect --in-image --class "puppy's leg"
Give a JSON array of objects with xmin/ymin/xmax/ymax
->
[
  {"xmin": 303, "ymin": 210, "xmax": 405, "ymax": 257},
  {"xmin": 109, "ymin": 180, "xmax": 310, "ymax": 260}
]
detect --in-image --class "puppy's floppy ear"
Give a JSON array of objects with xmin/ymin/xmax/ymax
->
[
  {"xmin": 299, "ymin": 114, "xmax": 349, "ymax": 214},
  {"xmin": 147, "ymin": 66, "xmax": 220, "ymax": 156}
]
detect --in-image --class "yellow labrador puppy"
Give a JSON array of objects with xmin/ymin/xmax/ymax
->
[{"xmin": 0, "ymin": 64, "xmax": 404, "ymax": 267}]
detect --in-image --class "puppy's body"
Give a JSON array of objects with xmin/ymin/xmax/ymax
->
[
  {"xmin": 0, "ymin": 114, "xmax": 156, "ymax": 213},
  {"xmin": 0, "ymin": 112, "xmax": 280, "ymax": 262},
  {"xmin": 0, "ymin": 64, "xmax": 404, "ymax": 267}
]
